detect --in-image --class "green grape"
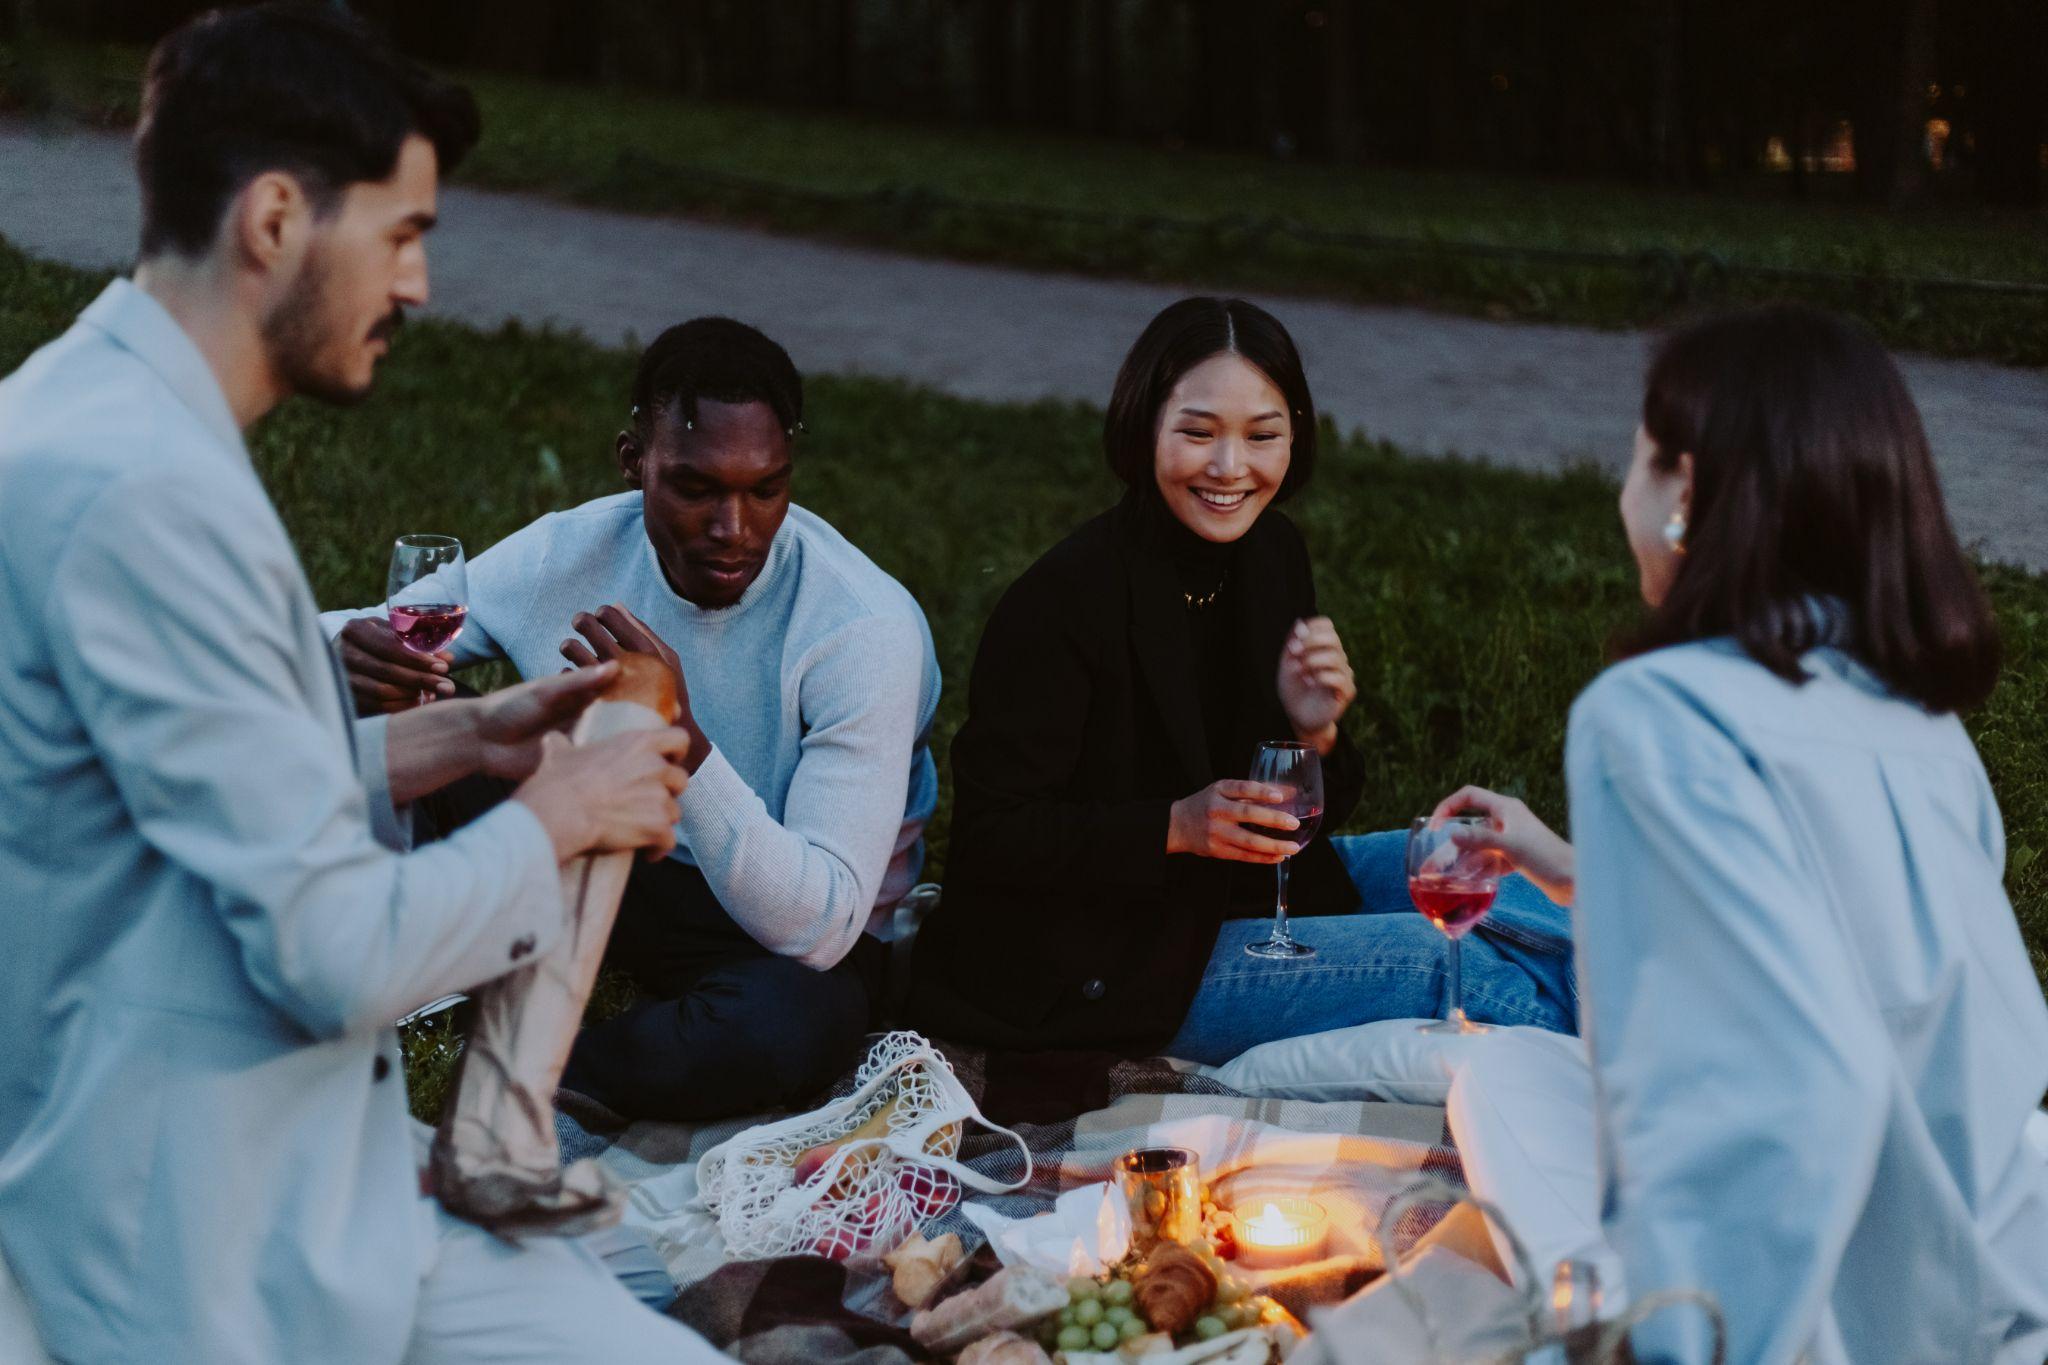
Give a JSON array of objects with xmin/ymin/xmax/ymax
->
[
  {"xmin": 1193, "ymin": 1316, "xmax": 1227, "ymax": 1341},
  {"xmin": 1104, "ymin": 1306, "xmax": 1135, "ymax": 1329},
  {"xmin": 1224, "ymin": 1304, "xmax": 1259, "ymax": 1330},
  {"xmin": 1073, "ymin": 1297, "xmax": 1105, "ymax": 1327},
  {"xmin": 1068, "ymin": 1277, "xmax": 1103, "ymax": 1303},
  {"xmin": 1103, "ymin": 1279, "xmax": 1136, "ymax": 1307},
  {"xmin": 1091, "ymin": 1322, "xmax": 1121, "ymax": 1351},
  {"xmin": 1118, "ymin": 1318, "xmax": 1149, "ymax": 1343},
  {"xmin": 1215, "ymin": 1277, "xmax": 1249, "ymax": 1305},
  {"xmin": 1059, "ymin": 1306, "xmax": 1080, "ymax": 1328},
  {"xmin": 1057, "ymin": 1325, "xmax": 1092, "ymax": 1353}
]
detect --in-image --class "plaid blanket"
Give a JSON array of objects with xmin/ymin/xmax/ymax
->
[{"xmin": 569, "ymin": 1039, "xmax": 1465, "ymax": 1344}]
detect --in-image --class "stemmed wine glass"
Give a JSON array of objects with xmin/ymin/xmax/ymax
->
[
  {"xmin": 385, "ymin": 534, "xmax": 468, "ymax": 706},
  {"xmin": 1243, "ymin": 741, "xmax": 1325, "ymax": 960},
  {"xmin": 1406, "ymin": 815, "xmax": 1503, "ymax": 1034}
]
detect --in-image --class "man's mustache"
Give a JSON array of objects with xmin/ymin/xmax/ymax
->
[{"xmin": 368, "ymin": 309, "xmax": 406, "ymax": 345}]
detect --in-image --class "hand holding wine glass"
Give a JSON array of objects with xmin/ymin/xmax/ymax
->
[
  {"xmin": 1244, "ymin": 740, "xmax": 1325, "ymax": 960},
  {"xmin": 1166, "ymin": 780, "xmax": 1300, "ymax": 863},
  {"xmin": 386, "ymin": 535, "xmax": 468, "ymax": 707},
  {"xmin": 338, "ymin": 617, "xmax": 454, "ymax": 714},
  {"xmin": 1407, "ymin": 815, "xmax": 1507, "ymax": 1033},
  {"xmin": 1428, "ymin": 785, "xmax": 1576, "ymax": 907}
]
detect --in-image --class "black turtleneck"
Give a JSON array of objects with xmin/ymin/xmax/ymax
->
[{"xmin": 1136, "ymin": 490, "xmax": 1241, "ymax": 779}]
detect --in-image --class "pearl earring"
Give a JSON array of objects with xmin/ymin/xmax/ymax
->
[{"xmin": 1662, "ymin": 512, "xmax": 1688, "ymax": 555}]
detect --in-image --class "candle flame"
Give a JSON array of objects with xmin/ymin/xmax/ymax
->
[{"xmin": 1244, "ymin": 1202, "xmax": 1298, "ymax": 1244}]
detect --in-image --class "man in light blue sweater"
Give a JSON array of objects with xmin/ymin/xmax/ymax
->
[{"xmin": 328, "ymin": 319, "xmax": 940, "ymax": 1120}]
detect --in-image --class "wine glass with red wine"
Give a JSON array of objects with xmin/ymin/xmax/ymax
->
[
  {"xmin": 1406, "ymin": 814, "xmax": 1503, "ymax": 1034},
  {"xmin": 1243, "ymin": 740, "xmax": 1325, "ymax": 960},
  {"xmin": 385, "ymin": 534, "xmax": 468, "ymax": 706}
]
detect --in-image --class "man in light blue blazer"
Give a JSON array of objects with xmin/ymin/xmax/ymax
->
[{"xmin": 0, "ymin": 7, "xmax": 714, "ymax": 1362}]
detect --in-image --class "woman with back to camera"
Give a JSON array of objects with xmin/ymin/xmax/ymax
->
[
  {"xmin": 909, "ymin": 296, "xmax": 1576, "ymax": 1060},
  {"xmin": 1432, "ymin": 305, "xmax": 2048, "ymax": 1364}
]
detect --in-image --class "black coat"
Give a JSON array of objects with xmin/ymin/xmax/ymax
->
[{"xmin": 908, "ymin": 497, "xmax": 1364, "ymax": 1053}]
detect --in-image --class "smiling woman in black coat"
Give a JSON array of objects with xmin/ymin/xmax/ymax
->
[{"xmin": 909, "ymin": 298, "xmax": 1577, "ymax": 1061}]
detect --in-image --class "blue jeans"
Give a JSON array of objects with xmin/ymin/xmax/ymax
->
[{"xmin": 1163, "ymin": 830, "xmax": 1578, "ymax": 1066}]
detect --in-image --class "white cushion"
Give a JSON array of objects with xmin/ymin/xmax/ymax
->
[{"xmin": 1201, "ymin": 1018, "xmax": 1496, "ymax": 1105}]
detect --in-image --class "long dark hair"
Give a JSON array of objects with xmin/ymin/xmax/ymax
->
[
  {"xmin": 1102, "ymin": 297, "xmax": 1318, "ymax": 501},
  {"xmin": 1623, "ymin": 304, "xmax": 1999, "ymax": 713}
]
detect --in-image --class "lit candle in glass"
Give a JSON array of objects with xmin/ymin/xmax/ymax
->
[{"xmin": 1233, "ymin": 1197, "xmax": 1328, "ymax": 1269}]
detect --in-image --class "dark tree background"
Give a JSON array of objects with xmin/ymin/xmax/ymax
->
[{"xmin": 19, "ymin": 0, "xmax": 2047, "ymax": 207}]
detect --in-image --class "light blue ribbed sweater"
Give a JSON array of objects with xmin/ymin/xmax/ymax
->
[{"xmin": 324, "ymin": 493, "xmax": 939, "ymax": 969}]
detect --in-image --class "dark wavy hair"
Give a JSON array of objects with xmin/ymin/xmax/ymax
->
[
  {"xmin": 136, "ymin": 3, "xmax": 480, "ymax": 259},
  {"xmin": 1623, "ymin": 304, "xmax": 1999, "ymax": 713},
  {"xmin": 1102, "ymin": 297, "xmax": 1318, "ymax": 501}
]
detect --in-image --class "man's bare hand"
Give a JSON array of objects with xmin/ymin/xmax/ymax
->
[
  {"xmin": 514, "ymin": 727, "xmax": 692, "ymax": 864},
  {"xmin": 560, "ymin": 603, "xmax": 707, "ymax": 772},
  {"xmin": 339, "ymin": 616, "xmax": 453, "ymax": 714},
  {"xmin": 472, "ymin": 662, "xmax": 622, "ymax": 781}
]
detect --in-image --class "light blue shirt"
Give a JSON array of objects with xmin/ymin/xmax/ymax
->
[
  {"xmin": 1567, "ymin": 638, "xmax": 2048, "ymax": 1364},
  {"xmin": 0, "ymin": 280, "xmax": 566, "ymax": 1362}
]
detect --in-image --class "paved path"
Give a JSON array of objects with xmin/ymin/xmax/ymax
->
[{"xmin": 6, "ymin": 121, "xmax": 2045, "ymax": 569}]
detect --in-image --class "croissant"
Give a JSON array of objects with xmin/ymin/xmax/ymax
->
[{"xmin": 1133, "ymin": 1244, "xmax": 1217, "ymax": 1338}]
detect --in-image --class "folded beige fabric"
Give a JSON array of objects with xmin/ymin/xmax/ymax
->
[{"xmin": 430, "ymin": 657, "xmax": 679, "ymax": 1236}]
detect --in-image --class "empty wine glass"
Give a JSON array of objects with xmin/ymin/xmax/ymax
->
[
  {"xmin": 1406, "ymin": 814, "xmax": 1503, "ymax": 1034},
  {"xmin": 1243, "ymin": 741, "xmax": 1325, "ymax": 960},
  {"xmin": 385, "ymin": 534, "xmax": 468, "ymax": 706}
]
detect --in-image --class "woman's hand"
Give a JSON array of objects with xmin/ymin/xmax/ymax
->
[
  {"xmin": 1277, "ymin": 617, "xmax": 1356, "ymax": 754},
  {"xmin": 1168, "ymin": 780, "xmax": 1299, "ymax": 864},
  {"xmin": 1429, "ymin": 785, "xmax": 1576, "ymax": 906}
]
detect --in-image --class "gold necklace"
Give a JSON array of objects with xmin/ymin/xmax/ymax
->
[{"xmin": 1184, "ymin": 573, "xmax": 1226, "ymax": 611}]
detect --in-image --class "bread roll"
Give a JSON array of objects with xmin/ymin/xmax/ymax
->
[{"xmin": 599, "ymin": 652, "xmax": 678, "ymax": 721}]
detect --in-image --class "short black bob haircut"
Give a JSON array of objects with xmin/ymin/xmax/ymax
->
[
  {"xmin": 1623, "ymin": 303, "xmax": 2000, "ymax": 714},
  {"xmin": 1103, "ymin": 297, "xmax": 1318, "ymax": 501},
  {"xmin": 630, "ymin": 317, "xmax": 805, "ymax": 439},
  {"xmin": 135, "ymin": 2, "xmax": 480, "ymax": 260}
]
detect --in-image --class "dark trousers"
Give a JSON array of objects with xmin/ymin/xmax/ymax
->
[
  {"xmin": 421, "ymin": 774, "xmax": 884, "ymax": 1123},
  {"xmin": 563, "ymin": 856, "xmax": 884, "ymax": 1121}
]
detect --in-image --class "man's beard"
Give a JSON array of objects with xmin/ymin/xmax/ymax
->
[{"xmin": 261, "ymin": 246, "xmax": 402, "ymax": 407}]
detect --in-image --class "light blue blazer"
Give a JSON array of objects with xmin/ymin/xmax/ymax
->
[
  {"xmin": 1567, "ymin": 637, "xmax": 2048, "ymax": 1364},
  {"xmin": 0, "ymin": 281, "xmax": 566, "ymax": 1363}
]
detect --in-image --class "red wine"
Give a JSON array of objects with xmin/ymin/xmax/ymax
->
[
  {"xmin": 1408, "ymin": 873, "xmax": 1497, "ymax": 938},
  {"xmin": 390, "ymin": 603, "xmax": 467, "ymax": 655},
  {"xmin": 1244, "ymin": 806, "xmax": 1323, "ymax": 850}
]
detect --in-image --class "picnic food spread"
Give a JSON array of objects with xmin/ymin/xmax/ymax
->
[{"xmin": 908, "ymin": 1182, "xmax": 1304, "ymax": 1365}]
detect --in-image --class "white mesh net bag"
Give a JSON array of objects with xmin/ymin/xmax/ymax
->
[{"xmin": 697, "ymin": 1031, "xmax": 1031, "ymax": 1264}]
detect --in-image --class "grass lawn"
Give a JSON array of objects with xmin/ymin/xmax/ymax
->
[
  {"xmin": 3, "ymin": 235, "xmax": 2044, "ymax": 1117},
  {"xmin": 7, "ymin": 39, "xmax": 2048, "ymax": 364}
]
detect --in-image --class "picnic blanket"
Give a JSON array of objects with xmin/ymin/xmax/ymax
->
[{"xmin": 560, "ymin": 1039, "xmax": 1468, "ymax": 1350}]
